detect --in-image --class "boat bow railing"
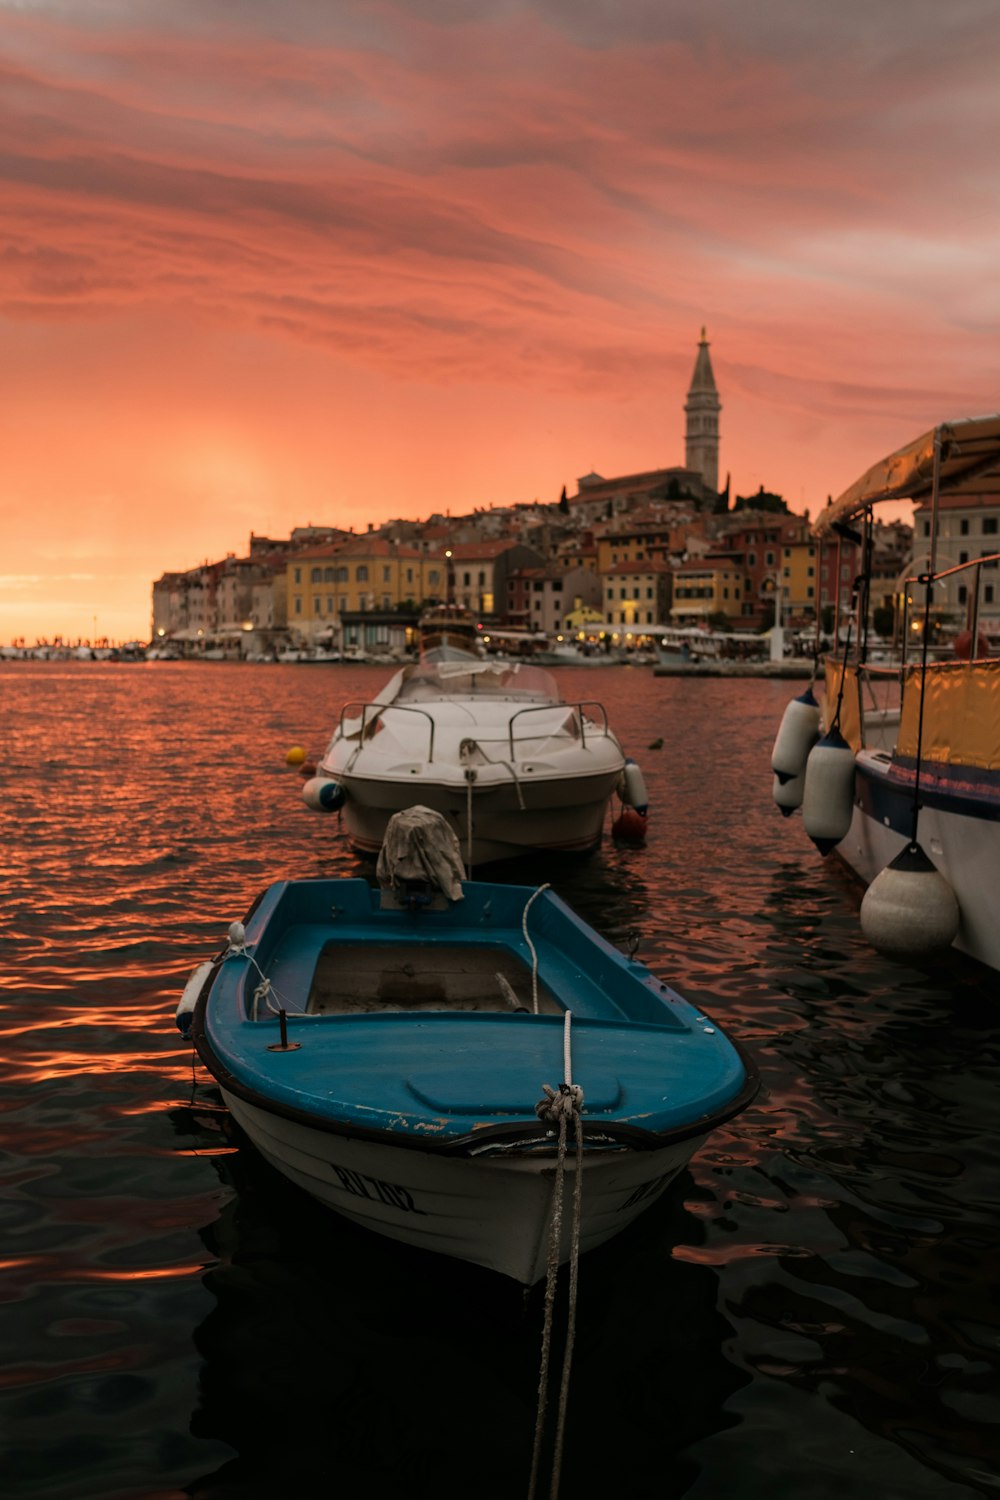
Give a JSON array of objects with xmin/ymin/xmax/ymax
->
[
  {"xmin": 339, "ymin": 701, "xmax": 437, "ymax": 761},
  {"xmin": 506, "ymin": 701, "xmax": 610, "ymax": 756}
]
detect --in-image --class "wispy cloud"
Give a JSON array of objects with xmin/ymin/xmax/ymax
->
[{"xmin": 1, "ymin": 0, "xmax": 999, "ymax": 635}]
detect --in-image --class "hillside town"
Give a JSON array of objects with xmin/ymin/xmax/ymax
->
[{"xmin": 140, "ymin": 332, "xmax": 925, "ymax": 662}]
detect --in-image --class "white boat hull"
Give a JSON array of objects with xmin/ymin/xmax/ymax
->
[
  {"xmin": 838, "ymin": 751, "xmax": 1000, "ymax": 972},
  {"xmin": 224, "ymin": 1092, "xmax": 701, "ymax": 1285},
  {"xmin": 334, "ymin": 763, "xmax": 622, "ymax": 863}
]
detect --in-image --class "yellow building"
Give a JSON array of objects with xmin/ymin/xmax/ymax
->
[
  {"xmin": 670, "ymin": 561, "xmax": 745, "ymax": 621},
  {"xmin": 780, "ymin": 539, "xmax": 820, "ymax": 619},
  {"xmin": 286, "ymin": 539, "xmax": 435, "ymax": 634}
]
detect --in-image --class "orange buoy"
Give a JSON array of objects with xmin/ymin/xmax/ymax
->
[
  {"xmin": 285, "ymin": 746, "xmax": 307, "ymax": 766},
  {"xmin": 612, "ymin": 806, "xmax": 647, "ymax": 844}
]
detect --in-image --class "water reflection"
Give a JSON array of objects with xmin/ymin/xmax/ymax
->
[
  {"xmin": 2, "ymin": 662, "xmax": 999, "ymax": 1500},
  {"xmin": 182, "ymin": 1125, "xmax": 747, "ymax": 1500}
]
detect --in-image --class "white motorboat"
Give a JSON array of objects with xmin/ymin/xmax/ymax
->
[
  {"xmin": 302, "ymin": 609, "xmax": 647, "ymax": 865},
  {"xmin": 771, "ymin": 413, "xmax": 1000, "ymax": 972}
]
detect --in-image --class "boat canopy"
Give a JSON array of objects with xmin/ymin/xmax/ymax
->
[{"xmin": 813, "ymin": 413, "xmax": 1000, "ymax": 538}]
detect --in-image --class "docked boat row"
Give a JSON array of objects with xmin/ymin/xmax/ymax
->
[
  {"xmin": 175, "ymin": 600, "xmax": 759, "ymax": 1292},
  {"xmin": 771, "ymin": 412, "xmax": 1000, "ymax": 974}
]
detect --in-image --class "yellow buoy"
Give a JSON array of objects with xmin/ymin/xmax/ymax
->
[{"xmin": 285, "ymin": 746, "xmax": 307, "ymax": 766}]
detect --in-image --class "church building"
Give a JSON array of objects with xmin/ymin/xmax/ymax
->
[{"xmin": 569, "ymin": 331, "xmax": 724, "ymax": 523}]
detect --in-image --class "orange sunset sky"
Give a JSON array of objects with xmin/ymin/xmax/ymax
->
[{"xmin": 2, "ymin": 0, "xmax": 999, "ymax": 642}]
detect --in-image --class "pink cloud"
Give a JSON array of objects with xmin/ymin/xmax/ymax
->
[{"xmin": 1, "ymin": 1, "xmax": 998, "ymax": 637}]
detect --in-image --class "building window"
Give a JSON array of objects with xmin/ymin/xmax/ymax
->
[
  {"xmin": 293, "ymin": 567, "xmax": 301, "ymax": 584},
  {"xmin": 984, "ymin": 518, "xmax": 998, "ymax": 535},
  {"xmin": 406, "ymin": 568, "xmax": 413, "ymax": 583},
  {"xmin": 324, "ymin": 567, "xmax": 334, "ymax": 582},
  {"xmin": 986, "ymin": 585, "xmax": 995, "ymax": 604},
  {"xmin": 748, "ymin": 552, "xmax": 757, "ymax": 567},
  {"xmin": 923, "ymin": 521, "xmax": 930, "ymax": 537},
  {"xmin": 958, "ymin": 585, "xmax": 968, "ymax": 604},
  {"xmin": 356, "ymin": 566, "xmax": 369, "ymax": 582},
  {"xmin": 382, "ymin": 595, "xmax": 391, "ymax": 609},
  {"xmin": 765, "ymin": 551, "xmax": 775, "ymax": 566},
  {"xmin": 294, "ymin": 597, "xmax": 302, "ymax": 614},
  {"xmin": 428, "ymin": 570, "xmax": 439, "ymax": 585},
  {"xmin": 326, "ymin": 596, "xmax": 334, "ymax": 613},
  {"xmin": 960, "ymin": 519, "xmax": 970, "ymax": 535},
  {"xmin": 335, "ymin": 566, "xmax": 349, "ymax": 582},
  {"xmin": 960, "ymin": 551, "xmax": 969, "ymax": 564}
]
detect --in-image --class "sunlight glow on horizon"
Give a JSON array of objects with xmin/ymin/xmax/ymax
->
[{"xmin": 2, "ymin": 1, "xmax": 998, "ymax": 640}]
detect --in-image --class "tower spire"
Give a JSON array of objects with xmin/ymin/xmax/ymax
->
[{"xmin": 684, "ymin": 329, "xmax": 721, "ymax": 495}]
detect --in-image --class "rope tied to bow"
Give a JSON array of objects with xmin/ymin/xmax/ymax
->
[{"xmin": 528, "ymin": 1012, "xmax": 584, "ymax": 1500}]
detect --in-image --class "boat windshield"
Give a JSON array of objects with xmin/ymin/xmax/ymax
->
[{"xmin": 394, "ymin": 661, "xmax": 560, "ymax": 703}]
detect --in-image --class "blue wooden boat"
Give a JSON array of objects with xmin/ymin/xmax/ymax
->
[{"xmin": 180, "ymin": 819, "xmax": 757, "ymax": 1284}]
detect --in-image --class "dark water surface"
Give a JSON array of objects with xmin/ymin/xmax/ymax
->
[{"xmin": 1, "ymin": 661, "xmax": 998, "ymax": 1500}]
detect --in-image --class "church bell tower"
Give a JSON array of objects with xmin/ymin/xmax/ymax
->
[{"xmin": 684, "ymin": 328, "xmax": 721, "ymax": 495}]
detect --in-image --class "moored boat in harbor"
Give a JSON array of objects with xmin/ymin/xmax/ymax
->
[
  {"xmin": 772, "ymin": 413, "xmax": 1000, "ymax": 972},
  {"xmin": 179, "ymin": 809, "xmax": 757, "ymax": 1285},
  {"xmin": 302, "ymin": 604, "xmax": 647, "ymax": 865}
]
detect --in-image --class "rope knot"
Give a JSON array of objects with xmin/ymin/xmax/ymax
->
[{"xmin": 534, "ymin": 1081, "xmax": 584, "ymax": 1125}]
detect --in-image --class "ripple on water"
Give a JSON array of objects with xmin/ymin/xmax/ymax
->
[{"xmin": 0, "ymin": 661, "xmax": 998, "ymax": 1500}]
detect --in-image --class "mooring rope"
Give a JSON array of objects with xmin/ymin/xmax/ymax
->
[
  {"xmin": 223, "ymin": 922, "xmax": 295, "ymax": 1022},
  {"xmin": 466, "ymin": 771, "xmax": 474, "ymax": 877},
  {"xmin": 528, "ymin": 1011, "xmax": 584, "ymax": 1500},
  {"xmin": 522, "ymin": 884, "xmax": 551, "ymax": 1013}
]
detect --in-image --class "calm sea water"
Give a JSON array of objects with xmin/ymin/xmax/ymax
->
[{"xmin": 1, "ymin": 660, "xmax": 998, "ymax": 1500}]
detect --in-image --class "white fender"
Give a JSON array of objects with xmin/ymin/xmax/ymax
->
[
  {"xmin": 860, "ymin": 843, "xmax": 960, "ymax": 958},
  {"xmin": 302, "ymin": 776, "xmax": 346, "ymax": 812},
  {"xmin": 771, "ymin": 686, "xmax": 821, "ymax": 783},
  {"xmin": 620, "ymin": 758, "xmax": 649, "ymax": 814},
  {"xmin": 176, "ymin": 960, "xmax": 213, "ymax": 1035},
  {"xmin": 772, "ymin": 768, "xmax": 805, "ymax": 818},
  {"xmin": 801, "ymin": 727, "xmax": 856, "ymax": 854}
]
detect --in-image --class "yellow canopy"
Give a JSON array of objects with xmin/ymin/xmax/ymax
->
[{"xmin": 813, "ymin": 414, "xmax": 1000, "ymax": 539}]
